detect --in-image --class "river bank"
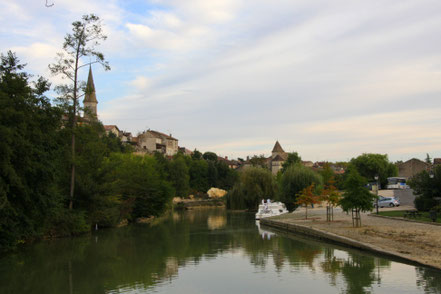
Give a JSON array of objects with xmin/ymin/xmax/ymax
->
[{"xmin": 261, "ymin": 206, "xmax": 441, "ymax": 270}]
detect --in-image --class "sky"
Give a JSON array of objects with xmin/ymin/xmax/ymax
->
[{"xmin": 2, "ymin": 0, "xmax": 441, "ymax": 162}]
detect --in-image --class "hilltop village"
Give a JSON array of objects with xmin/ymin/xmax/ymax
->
[{"xmin": 85, "ymin": 67, "xmax": 440, "ymax": 180}]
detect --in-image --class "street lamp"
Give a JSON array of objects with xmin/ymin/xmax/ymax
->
[{"xmin": 375, "ymin": 175, "xmax": 379, "ymax": 214}]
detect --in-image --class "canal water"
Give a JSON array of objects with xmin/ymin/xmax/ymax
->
[{"xmin": 0, "ymin": 209, "xmax": 440, "ymax": 294}]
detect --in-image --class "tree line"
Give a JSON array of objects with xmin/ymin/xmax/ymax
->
[
  {"xmin": 226, "ymin": 152, "xmax": 399, "ymax": 226},
  {"xmin": 0, "ymin": 50, "xmax": 238, "ymax": 252}
]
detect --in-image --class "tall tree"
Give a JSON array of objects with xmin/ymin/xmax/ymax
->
[
  {"xmin": 339, "ymin": 169, "xmax": 375, "ymax": 227},
  {"xmin": 49, "ymin": 14, "xmax": 110, "ymax": 209},
  {"xmin": 408, "ymin": 166, "xmax": 441, "ymax": 211},
  {"xmin": 425, "ymin": 153, "xmax": 432, "ymax": 164},
  {"xmin": 350, "ymin": 153, "xmax": 397, "ymax": 188},
  {"xmin": 0, "ymin": 51, "xmax": 62, "ymax": 250}
]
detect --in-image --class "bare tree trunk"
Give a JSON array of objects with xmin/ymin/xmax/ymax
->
[{"xmin": 68, "ymin": 34, "xmax": 83, "ymax": 210}]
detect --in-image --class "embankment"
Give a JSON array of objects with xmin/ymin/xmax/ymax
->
[{"xmin": 260, "ymin": 208, "xmax": 441, "ymax": 270}]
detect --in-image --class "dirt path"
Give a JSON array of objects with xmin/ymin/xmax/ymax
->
[{"xmin": 268, "ymin": 206, "xmax": 441, "ymax": 270}]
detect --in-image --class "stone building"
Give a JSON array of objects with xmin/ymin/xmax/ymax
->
[
  {"xmin": 137, "ymin": 130, "xmax": 179, "ymax": 156},
  {"xmin": 103, "ymin": 125, "xmax": 120, "ymax": 137},
  {"xmin": 397, "ymin": 158, "xmax": 429, "ymax": 179},
  {"xmin": 83, "ymin": 66, "xmax": 98, "ymax": 120},
  {"xmin": 267, "ymin": 141, "xmax": 288, "ymax": 174}
]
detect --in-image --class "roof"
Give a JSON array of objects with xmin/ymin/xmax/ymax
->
[
  {"xmin": 272, "ymin": 154, "xmax": 285, "ymax": 162},
  {"xmin": 434, "ymin": 158, "xmax": 441, "ymax": 165},
  {"xmin": 104, "ymin": 125, "xmax": 120, "ymax": 131},
  {"xmin": 83, "ymin": 66, "xmax": 98, "ymax": 103},
  {"xmin": 272, "ymin": 141, "xmax": 285, "ymax": 153},
  {"xmin": 398, "ymin": 158, "xmax": 429, "ymax": 166},
  {"xmin": 147, "ymin": 130, "xmax": 178, "ymax": 141}
]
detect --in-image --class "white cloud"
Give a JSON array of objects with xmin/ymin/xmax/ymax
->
[
  {"xmin": 4, "ymin": 0, "xmax": 441, "ymax": 161},
  {"xmin": 129, "ymin": 76, "xmax": 153, "ymax": 91}
]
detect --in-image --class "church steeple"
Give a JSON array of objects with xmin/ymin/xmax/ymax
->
[{"xmin": 83, "ymin": 66, "xmax": 98, "ymax": 119}]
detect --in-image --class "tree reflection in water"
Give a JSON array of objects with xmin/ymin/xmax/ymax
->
[
  {"xmin": 416, "ymin": 267, "xmax": 441, "ymax": 293},
  {"xmin": 0, "ymin": 210, "xmax": 440, "ymax": 294}
]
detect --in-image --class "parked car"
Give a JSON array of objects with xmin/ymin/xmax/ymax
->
[{"xmin": 374, "ymin": 196, "xmax": 400, "ymax": 208}]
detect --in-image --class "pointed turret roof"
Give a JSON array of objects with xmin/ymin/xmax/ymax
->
[
  {"xmin": 272, "ymin": 141, "xmax": 284, "ymax": 153},
  {"xmin": 83, "ymin": 66, "xmax": 97, "ymax": 103}
]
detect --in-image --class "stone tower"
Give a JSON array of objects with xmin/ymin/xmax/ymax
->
[
  {"xmin": 83, "ymin": 66, "xmax": 98, "ymax": 120},
  {"xmin": 271, "ymin": 141, "xmax": 285, "ymax": 159}
]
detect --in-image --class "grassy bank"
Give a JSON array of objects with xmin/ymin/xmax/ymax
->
[{"xmin": 378, "ymin": 210, "xmax": 441, "ymax": 224}]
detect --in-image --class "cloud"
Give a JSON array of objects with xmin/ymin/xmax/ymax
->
[
  {"xmin": 4, "ymin": 0, "xmax": 441, "ymax": 162},
  {"xmin": 128, "ymin": 76, "xmax": 153, "ymax": 91}
]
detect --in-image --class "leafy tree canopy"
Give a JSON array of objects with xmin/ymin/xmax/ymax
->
[
  {"xmin": 277, "ymin": 164, "xmax": 323, "ymax": 211},
  {"xmin": 340, "ymin": 169, "xmax": 375, "ymax": 213},
  {"xmin": 350, "ymin": 153, "xmax": 397, "ymax": 187},
  {"xmin": 0, "ymin": 51, "xmax": 62, "ymax": 251},
  {"xmin": 408, "ymin": 166, "xmax": 441, "ymax": 211},
  {"xmin": 203, "ymin": 151, "xmax": 218, "ymax": 161},
  {"xmin": 281, "ymin": 152, "xmax": 302, "ymax": 173},
  {"xmin": 249, "ymin": 155, "xmax": 268, "ymax": 168},
  {"xmin": 226, "ymin": 167, "xmax": 276, "ymax": 210}
]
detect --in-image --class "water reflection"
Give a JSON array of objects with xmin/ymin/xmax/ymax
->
[{"xmin": 0, "ymin": 209, "xmax": 439, "ymax": 294}]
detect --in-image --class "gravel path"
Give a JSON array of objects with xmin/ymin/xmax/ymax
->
[{"xmin": 271, "ymin": 205, "xmax": 441, "ymax": 270}]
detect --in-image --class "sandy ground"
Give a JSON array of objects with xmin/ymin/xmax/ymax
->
[{"xmin": 271, "ymin": 205, "xmax": 441, "ymax": 270}]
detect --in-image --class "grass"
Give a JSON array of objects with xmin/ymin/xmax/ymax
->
[{"xmin": 378, "ymin": 210, "xmax": 441, "ymax": 224}]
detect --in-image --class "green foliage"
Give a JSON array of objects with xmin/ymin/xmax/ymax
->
[
  {"xmin": 409, "ymin": 166, "xmax": 441, "ymax": 211},
  {"xmin": 189, "ymin": 159, "xmax": 209, "ymax": 192},
  {"xmin": 322, "ymin": 177, "xmax": 342, "ymax": 207},
  {"xmin": 215, "ymin": 161, "xmax": 238, "ymax": 190},
  {"xmin": 226, "ymin": 167, "xmax": 276, "ymax": 210},
  {"xmin": 101, "ymin": 153, "xmax": 174, "ymax": 220},
  {"xmin": 281, "ymin": 152, "xmax": 302, "ymax": 172},
  {"xmin": 49, "ymin": 210, "xmax": 90, "ymax": 237},
  {"xmin": 202, "ymin": 151, "xmax": 218, "ymax": 161},
  {"xmin": 169, "ymin": 154, "xmax": 190, "ymax": 197},
  {"xmin": 0, "ymin": 51, "xmax": 64, "ymax": 251},
  {"xmin": 49, "ymin": 13, "xmax": 110, "ymax": 210},
  {"xmin": 249, "ymin": 155, "xmax": 268, "ymax": 168},
  {"xmin": 319, "ymin": 163, "xmax": 335, "ymax": 185},
  {"xmin": 339, "ymin": 169, "xmax": 375, "ymax": 213},
  {"xmin": 277, "ymin": 164, "xmax": 323, "ymax": 211},
  {"xmin": 191, "ymin": 149, "xmax": 202, "ymax": 160},
  {"xmin": 425, "ymin": 153, "xmax": 432, "ymax": 164},
  {"xmin": 350, "ymin": 153, "xmax": 397, "ymax": 187}
]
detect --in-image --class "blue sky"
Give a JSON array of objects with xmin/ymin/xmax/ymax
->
[{"xmin": 2, "ymin": 0, "xmax": 441, "ymax": 162}]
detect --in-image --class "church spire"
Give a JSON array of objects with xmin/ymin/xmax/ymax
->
[
  {"xmin": 83, "ymin": 65, "xmax": 97, "ymax": 103},
  {"xmin": 83, "ymin": 65, "xmax": 98, "ymax": 120}
]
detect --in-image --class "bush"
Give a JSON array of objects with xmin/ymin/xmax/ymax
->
[{"xmin": 50, "ymin": 210, "xmax": 90, "ymax": 237}]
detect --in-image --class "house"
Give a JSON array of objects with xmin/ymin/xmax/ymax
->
[
  {"xmin": 137, "ymin": 130, "xmax": 179, "ymax": 156},
  {"xmin": 397, "ymin": 158, "xmax": 430, "ymax": 179},
  {"xmin": 179, "ymin": 147, "xmax": 193, "ymax": 156},
  {"xmin": 302, "ymin": 161, "xmax": 314, "ymax": 167},
  {"xmin": 103, "ymin": 125, "xmax": 121, "ymax": 137},
  {"xmin": 217, "ymin": 156, "xmax": 239, "ymax": 169},
  {"xmin": 121, "ymin": 132, "xmax": 132, "ymax": 143}
]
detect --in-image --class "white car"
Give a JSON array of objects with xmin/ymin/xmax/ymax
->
[{"xmin": 374, "ymin": 196, "xmax": 400, "ymax": 208}]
